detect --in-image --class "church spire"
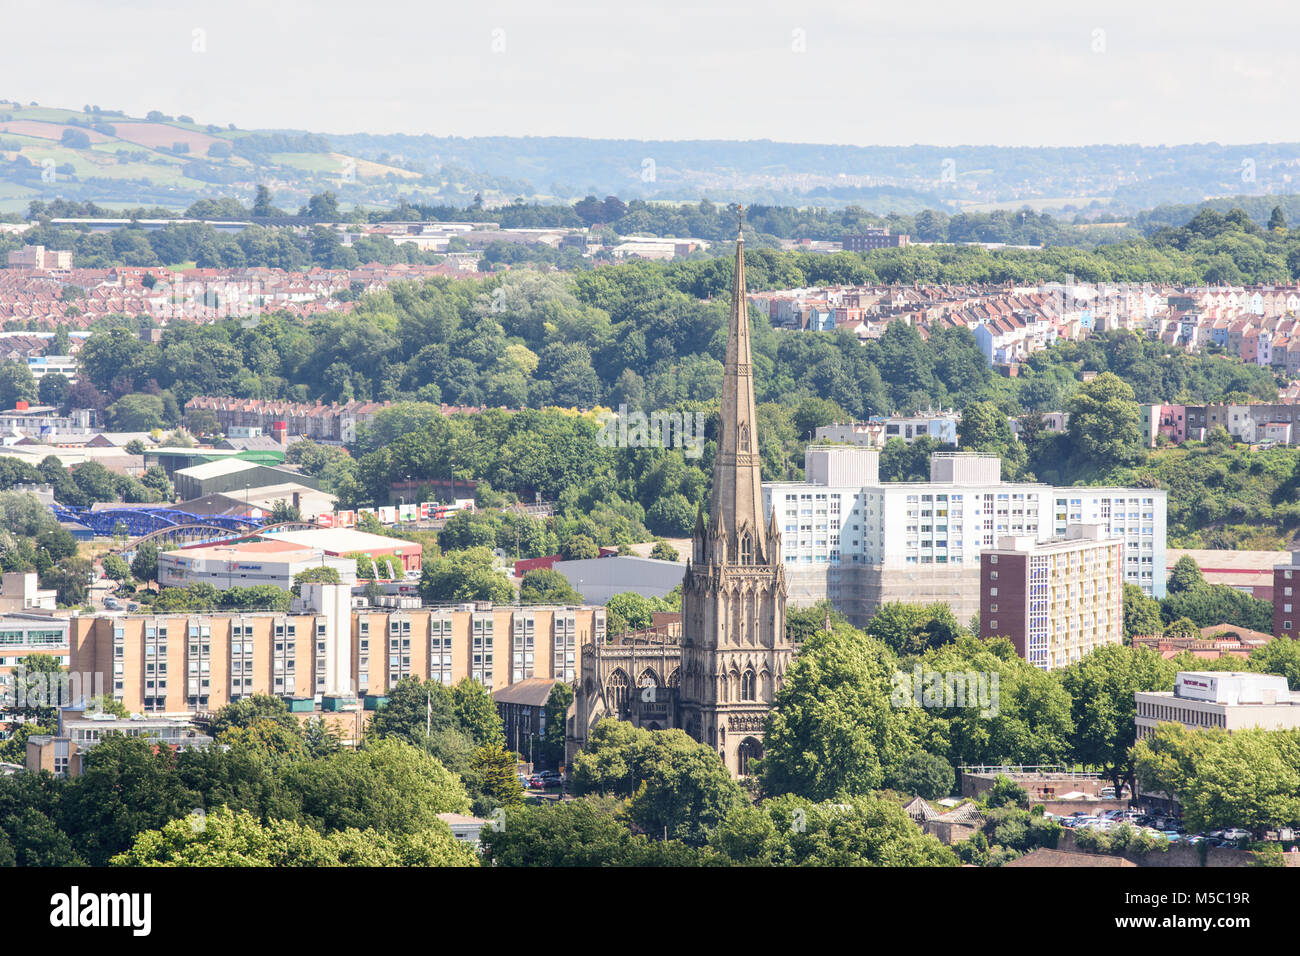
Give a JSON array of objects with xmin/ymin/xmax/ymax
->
[{"xmin": 705, "ymin": 205, "xmax": 767, "ymax": 565}]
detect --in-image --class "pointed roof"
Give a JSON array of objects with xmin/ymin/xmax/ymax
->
[{"xmin": 706, "ymin": 207, "xmax": 767, "ymax": 563}]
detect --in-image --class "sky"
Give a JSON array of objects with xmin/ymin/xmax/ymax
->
[{"xmin": 5, "ymin": 0, "xmax": 1300, "ymax": 147}]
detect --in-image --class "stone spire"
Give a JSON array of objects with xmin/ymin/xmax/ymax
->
[{"xmin": 707, "ymin": 206, "xmax": 768, "ymax": 565}]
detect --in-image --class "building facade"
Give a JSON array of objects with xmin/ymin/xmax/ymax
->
[
  {"xmin": 68, "ymin": 589, "xmax": 604, "ymax": 715},
  {"xmin": 1135, "ymin": 671, "xmax": 1300, "ymax": 738},
  {"xmin": 979, "ymin": 525, "xmax": 1124, "ymax": 670},
  {"xmin": 764, "ymin": 447, "xmax": 1166, "ymax": 626}
]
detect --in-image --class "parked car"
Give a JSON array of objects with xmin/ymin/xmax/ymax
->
[
  {"xmin": 1223, "ymin": 828, "xmax": 1251, "ymax": 841},
  {"xmin": 1161, "ymin": 830, "xmax": 1182, "ymax": 843}
]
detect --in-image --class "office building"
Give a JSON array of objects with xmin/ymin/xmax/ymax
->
[
  {"xmin": 158, "ymin": 539, "xmax": 358, "ymax": 591},
  {"xmin": 1135, "ymin": 671, "xmax": 1300, "ymax": 739}
]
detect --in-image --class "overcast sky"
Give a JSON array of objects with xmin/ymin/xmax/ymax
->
[{"xmin": 5, "ymin": 0, "xmax": 1300, "ymax": 146}]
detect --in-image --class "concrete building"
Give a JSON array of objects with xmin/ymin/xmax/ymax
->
[
  {"xmin": 494, "ymin": 677, "xmax": 561, "ymax": 767},
  {"xmin": 763, "ymin": 447, "xmax": 1166, "ymax": 626},
  {"xmin": 261, "ymin": 527, "xmax": 423, "ymax": 573},
  {"xmin": 6, "ymin": 245, "xmax": 72, "ymax": 270},
  {"xmin": 158, "ymin": 539, "xmax": 357, "ymax": 591},
  {"xmin": 172, "ymin": 457, "xmax": 320, "ymax": 501},
  {"xmin": 68, "ymin": 591, "xmax": 605, "ymax": 714},
  {"xmin": 26, "ymin": 710, "xmax": 212, "ymax": 777},
  {"xmin": 979, "ymin": 525, "xmax": 1125, "ymax": 670},
  {"xmin": 842, "ymin": 229, "xmax": 910, "ymax": 252},
  {"xmin": 1274, "ymin": 552, "xmax": 1300, "ymax": 638},
  {"xmin": 816, "ymin": 412, "xmax": 960, "ymax": 448},
  {"xmin": 1135, "ymin": 671, "xmax": 1300, "ymax": 739},
  {"xmin": 549, "ymin": 555, "xmax": 684, "ymax": 604},
  {"xmin": 0, "ymin": 572, "xmax": 57, "ymax": 612}
]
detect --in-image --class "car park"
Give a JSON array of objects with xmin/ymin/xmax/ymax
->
[{"xmin": 1223, "ymin": 828, "xmax": 1251, "ymax": 841}]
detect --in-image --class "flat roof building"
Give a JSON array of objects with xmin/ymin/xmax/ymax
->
[
  {"xmin": 158, "ymin": 539, "xmax": 357, "ymax": 591},
  {"xmin": 1135, "ymin": 671, "xmax": 1300, "ymax": 739},
  {"xmin": 980, "ymin": 524, "xmax": 1125, "ymax": 670},
  {"xmin": 261, "ymin": 527, "xmax": 423, "ymax": 572}
]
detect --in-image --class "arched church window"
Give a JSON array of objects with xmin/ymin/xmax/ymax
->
[
  {"xmin": 741, "ymin": 669, "xmax": 756, "ymax": 701},
  {"xmin": 739, "ymin": 531, "xmax": 753, "ymax": 564}
]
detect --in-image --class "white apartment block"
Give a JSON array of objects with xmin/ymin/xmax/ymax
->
[{"xmin": 762, "ymin": 447, "xmax": 1166, "ymax": 625}]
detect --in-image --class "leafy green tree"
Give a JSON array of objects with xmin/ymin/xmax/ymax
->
[
  {"xmin": 420, "ymin": 547, "xmax": 513, "ymax": 604},
  {"xmin": 1056, "ymin": 644, "xmax": 1176, "ymax": 796},
  {"xmin": 560, "ymin": 534, "xmax": 599, "ymax": 561},
  {"xmin": 59, "ymin": 735, "xmax": 190, "ymax": 866},
  {"xmin": 1167, "ymin": 555, "xmax": 1206, "ymax": 595},
  {"xmin": 0, "ymin": 361, "xmax": 37, "ymax": 409},
  {"xmin": 110, "ymin": 806, "xmax": 477, "ymax": 867},
  {"xmin": 1179, "ymin": 731, "xmax": 1300, "ymax": 837},
  {"xmin": 208, "ymin": 693, "xmax": 302, "ymax": 739},
  {"xmin": 101, "ymin": 552, "xmax": 131, "ymax": 584},
  {"xmin": 453, "ymin": 678, "xmax": 505, "ymax": 748},
  {"xmin": 481, "ymin": 797, "xmax": 698, "ymax": 866},
  {"xmin": 130, "ymin": 540, "xmax": 159, "ymax": 585},
  {"xmin": 283, "ymin": 738, "xmax": 470, "ymax": 834},
  {"xmin": 541, "ymin": 681, "xmax": 574, "ymax": 769},
  {"xmin": 1123, "ymin": 582, "xmax": 1163, "ymax": 639},
  {"xmin": 471, "ymin": 741, "xmax": 524, "ymax": 809},
  {"xmin": 1066, "ymin": 371, "xmax": 1146, "ymax": 473},
  {"xmin": 761, "ymin": 624, "xmax": 917, "ymax": 800},
  {"xmin": 866, "ymin": 601, "xmax": 965, "ymax": 657},
  {"xmin": 650, "ymin": 541, "xmax": 679, "ymax": 561},
  {"xmin": 291, "ymin": 565, "xmax": 341, "ymax": 596},
  {"xmin": 518, "ymin": 568, "xmax": 582, "ymax": 605},
  {"xmin": 886, "ymin": 752, "xmax": 956, "ymax": 800},
  {"xmin": 570, "ymin": 721, "xmax": 744, "ymax": 846},
  {"xmin": 711, "ymin": 794, "xmax": 957, "ymax": 867},
  {"xmin": 369, "ymin": 676, "xmax": 457, "ymax": 745}
]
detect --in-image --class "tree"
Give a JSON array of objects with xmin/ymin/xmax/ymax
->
[
  {"xmin": 711, "ymin": 794, "xmax": 957, "ymax": 867},
  {"xmin": 886, "ymin": 752, "xmax": 956, "ymax": 800},
  {"xmin": 283, "ymin": 738, "xmax": 470, "ymax": 834},
  {"xmin": 101, "ymin": 553, "xmax": 131, "ymax": 585},
  {"xmin": 453, "ymin": 678, "xmax": 505, "ymax": 747},
  {"xmin": 1123, "ymin": 583, "xmax": 1163, "ymax": 639},
  {"xmin": 0, "ymin": 361, "xmax": 37, "ymax": 409},
  {"xmin": 37, "ymin": 371, "xmax": 70, "ymax": 407},
  {"xmin": 1056, "ymin": 644, "xmax": 1176, "ymax": 796},
  {"xmin": 570, "ymin": 722, "xmax": 744, "ymax": 846},
  {"xmin": 481, "ymin": 797, "xmax": 687, "ymax": 866},
  {"xmin": 472, "ymin": 741, "xmax": 524, "ymax": 809},
  {"xmin": 110, "ymin": 806, "xmax": 476, "ymax": 867},
  {"xmin": 130, "ymin": 540, "xmax": 158, "ymax": 585},
  {"xmin": 866, "ymin": 602, "xmax": 965, "ymax": 657},
  {"xmin": 1066, "ymin": 371, "xmax": 1146, "ymax": 472},
  {"xmin": 369, "ymin": 676, "xmax": 457, "ymax": 745},
  {"xmin": 761, "ymin": 624, "xmax": 918, "ymax": 800},
  {"xmin": 1179, "ymin": 731, "xmax": 1300, "ymax": 837},
  {"xmin": 420, "ymin": 548, "xmax": 513, "ymax": 604},
  {"xmin": 1269, "ymin": 206, "xmax": 1288, "ymax": 232},
  {"xmin": 650, "ymin": 541, "xmax": 679, "ymax": 562},
  {"xmin": 59, "ymin": 735, "xmax": 190, "ymax": 866},
  {"xmin": 560, "ymin": 534, "xmax": 599, "ymax": 561},
  {"xmin": 208, "ymin": 693, "xmax": 302, "ymax": 739},
  {"xmin": 1167, "ymin": 555, "xmax": 1206, "ymax": 595},
  {"xmin": 8, "ymin": 653, "xmax": 65, "ymax": 722},
  {"xmin": 292, "ymin": 565, "xmax": 340, "ymax": 596},
  {"xmin": 518, "ymin": 568, "xmax": 582, "ymax": 605},
  {"xmin": 540, "ymin": 682, "xmax": 574, "ymax": 769},
  {"xmin": 40, "ymin": 557, "xmax": 92, "ymax": 606}
]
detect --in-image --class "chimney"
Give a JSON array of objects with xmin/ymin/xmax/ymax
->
[{"xmin": 272, "ymin": 420, "xmax": 287, "ymax": 445}]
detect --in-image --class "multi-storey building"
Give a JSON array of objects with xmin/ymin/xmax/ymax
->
[
  {"xmin": 978, "ymin": 525, "xmax": 1124, "ymax": 670},
  {"xmin": 1135, "ymin": 671, "xmax": 1300, "ymax": 739},
  {"xmin": 68, "ymin": 585, "xmax": 604, "ymax": 715},
  {"xmin": 1274, "ymin": 552, "xmax": 1300, "ymax": 638},
  {"xmin": 763, "ymin": 447, "xmax": 1166, "ymax": 625}
]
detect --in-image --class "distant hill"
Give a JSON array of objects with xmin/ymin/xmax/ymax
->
[{"xmin": 3, "ymin": 99, "xmax": 1300, "ymax": 218}]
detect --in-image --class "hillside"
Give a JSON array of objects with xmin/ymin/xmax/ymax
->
[{"xmin": 6, "ymin": 100, "xmax": 1300, "ymax": 218}]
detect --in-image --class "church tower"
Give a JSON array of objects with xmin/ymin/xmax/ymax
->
[{"xmin": 678, "ymin": 210, "xmax": 791, "ymax": 776}]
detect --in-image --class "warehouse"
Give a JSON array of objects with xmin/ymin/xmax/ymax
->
[
  {"xmin": 158, "ymin": 539, "xmax": 357, "ymax": 591},
  {"xmin": 259, "ymin": 527, "xmax": 423, "ymax": 573}
]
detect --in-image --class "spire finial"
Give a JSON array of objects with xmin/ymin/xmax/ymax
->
[{"xmin": 737, "ymin": 204, "xmax": 744, "ymax": 240}]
